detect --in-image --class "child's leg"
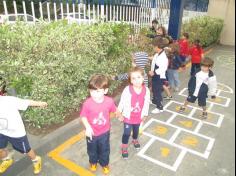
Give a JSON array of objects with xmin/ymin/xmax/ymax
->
[
  {"xmin": 173, "ymin": 70, "xmax": 180, "ymax": 90},
  {"xmin": 0, "ymin": 149, "xmax": 8, "ymax": 160},
  {"xmin": 132, "ymin": 124, "xmax": 140, "ymax": 141},
  {"xmin": 190, "ymin": 64, "xmax": 195, "ymax": 76},
  {"xmin": 132, "ymin": 124, "xmax": 141, "ymax": 149},
  {"xmin": 86, "ymin": 136, "xmax": 99, "ymax": 165},
  {"xmin": 152, "ymin": 76, "xmax": 164, "ymax": 110},
  {"xmin": 27, "ymin": 149, "xmax": 37, "ymax": 160},
  {"xmin": 167, "ymin": 70, "xmax": 174, "ymax": 89},
  {"xmin": 98, "ymin": 132, "xmax": 110, "ymax": 167},
  {"xmin": 0, "ymin": 134, "xmax": 9, "ymax": 160},
  {"xmin": 163, "ymin": 85, "xmax": 172, "ymax": 97},
  {"xmin": 122, "ymin": 123, "xmax": 132, "ymax": 145}
]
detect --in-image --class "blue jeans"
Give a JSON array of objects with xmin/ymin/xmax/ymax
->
[
  {"xmin": 86, "ymin": 131, "xmax": 110, "ymax": 167},
  {"xmin": 122, "ymin": 123, "xmax": 140, "ymax": 144},
  {"xmin": 167, "ymin": 69, "xmax": 180, "ymax": 89},
  {"xmin": 152, "ymin": 75, "xmax": 164, "ymax": 110}
]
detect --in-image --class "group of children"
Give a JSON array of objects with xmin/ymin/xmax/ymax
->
[{"xmin": 0, "ymin": 22, "xmax": 217, "ymax": 175}]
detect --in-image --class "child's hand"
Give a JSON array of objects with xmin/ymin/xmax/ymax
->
[
  {"xmin": 142, "ymin": 116, "xmax": 148, "ymax": 122},
  {"xmin": 85, "ymin": 126, "xmax": 94, "ymax": 140},
  {"xmin": 149, "ymin": 71, "xmax": 154, "ymax": 77},
  {"xmin": 118, "ymin": 116, "xmax": 124, "ymax": 122},
  {"xmin": 39, "ymin": 102, "xmax": 48, "ymax": 108}
]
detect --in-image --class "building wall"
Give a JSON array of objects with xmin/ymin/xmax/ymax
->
[{"xmin": 208, "ymin": 0, "xmax": 235, "ymax": 46}]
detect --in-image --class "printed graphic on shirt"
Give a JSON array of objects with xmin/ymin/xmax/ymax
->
[
  {"xmin": 0, "ymin": 118, "xmax": 8, "ymax": 130},
  {"xmin": 92, "ymin": 112, "xmax": 107, "ymax": 126},
  {"xmin": 131, "ymin": 102, "xmax": 142, "ymax": 113}
]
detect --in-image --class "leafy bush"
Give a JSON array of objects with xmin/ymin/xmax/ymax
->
[
  {"xmin": 0, "ymin": 21, "xmax": 132, "ymax": 128},
  {"xmin": 182, "ymin": 16, "xmax": 224, "ymax": 47}
]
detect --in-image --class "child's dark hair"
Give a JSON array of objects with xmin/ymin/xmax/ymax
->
[
  {"xmin": 183, "ymin": 32, "xmax": 189, "ymax": 39},
  {"xmin": 152, "ymin": 19, "xmax": 159, "ymax": 24},
  {"xmin": 194, "ymin": 39, "xmax": 202, "ymax": 51},
  {"xmin": 157, "ymin": 26, "xmax": 167, "ymax": 36},
  {"xmin": 169, "ymin": 43, "xmax": 180, "ymax": 55},
  {"xmin": 152, "ymin": 36, "xmax": 168, "ymax": 49},
  {"xmin": 88, "ymin": 74, "xmax": 109, "ymax": 90},
  {"xmin": 201, "ymin": 57, "xmax": 214, "ymax": 68},
  {"xmin": 128, "ymin": 67, "xmax": 144, "ymax": 84}
]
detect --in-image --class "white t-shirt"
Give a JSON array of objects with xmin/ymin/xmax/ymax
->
[
  {"xmin": 0, "ymin": 96, "xmax": 30, "ymax": 138},
  {"xmin": 193, "ymin": 71, "xmax": 209, "ymax": 97}
]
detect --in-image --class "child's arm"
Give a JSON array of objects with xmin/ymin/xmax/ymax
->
[
  {"xmin": 208, "ymin": 75, "xmax": 217, "ymax": 98},
  {"xmin": 29, "ymin": 100, "xmax": 48, "ymax": 108},
  {"xmin": 141, "ymin": 88, "xmax": 151, "ymax": 121},
  {"xmin": 81, "ymin": 117, "xmax": 94, "ymax": 140}
]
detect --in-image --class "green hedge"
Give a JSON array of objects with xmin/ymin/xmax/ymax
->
[
  {"xmin": 182, "ymin": 16, "xmax": 224, "ymax": 47},
  {"xmin": 0, "ymin": 21, "xmax": 132, "ymax": 128}
]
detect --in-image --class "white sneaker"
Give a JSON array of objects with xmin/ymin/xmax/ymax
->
[{"xmin": 151, "ymin": 108, "xmax": 164, "ymax": 114}]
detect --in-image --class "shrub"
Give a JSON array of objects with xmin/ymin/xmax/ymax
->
[
  {"xmin": 0, "ymin": 21, "xmax": 132, "ymax": 128},
  {"xmin": 182, "ymin": 16, "xmax": 224, "ymax": 47}
]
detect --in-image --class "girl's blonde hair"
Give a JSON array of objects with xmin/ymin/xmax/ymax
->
[{"xmin": 128, "ymin": 67, "xmax": 144, "ymax": 84}]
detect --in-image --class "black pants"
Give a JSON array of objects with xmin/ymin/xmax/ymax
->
[
  {"xmin": 86, "ymin": 131, "xmax": 110, "ymax": 167},
  {"xmin": 122, "ymin": 123, "xmax": 140, "ymax": 144},
  {"xmin": 191, "ymin": 63, "xmax": 201, "ymax": 76},
  {"xmin": 152, "ymin": 75, "xmax": 164, "ymax": 110}
]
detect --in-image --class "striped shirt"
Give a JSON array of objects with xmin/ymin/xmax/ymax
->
[
  {"xmin": 117, "ymin": 52, "xmax": 149, "ymax": 86},
  {"xmin": 133, "ymin": 52, "xmax": 149, "ymax": 69}
]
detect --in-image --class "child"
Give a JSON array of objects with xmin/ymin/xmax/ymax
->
[
  {"xmin": 178, "ymin": 32, "xmax": 190, "ymax": 66},
  {"xmin": 118, "ymin": 67, "xmax": 150, "ymax": 159},
  {"xmin": 166, "ymin": 43, "xmax": 184, "ymax": 92},
  {"xmin": 0, "ymin": 77, "xmax": 48, "ymax": 175},
  {"xmin": 114, "ymin": 52, "xmax": 150, "ymax": 87},
  {"xmin": 80, "ymin": 74, "xmax": 117, "ymax": 175},
  {"xmin": 149, "ymin": 37, "xmax": 169, "ymax": 114},
  {"xmin": 178, "ymin": 57, "xmax": 217, "ymax": 119},
  {"xmin": 189, "ymin": 39, "xmax": 204, "ymax": 76}
]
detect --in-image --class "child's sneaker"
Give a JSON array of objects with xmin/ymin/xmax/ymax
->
[
  {"xmin": 90, "ymin": 163, "xmax": 97, "ymax": 172},
  {"xmin": 121, "ymin": 144, "xmax": 129, "ymax": 159},
  {"xmin": 33, "ymin": 156, "xmax": 42, "ymax": 174},
  {"xmin": 132, "ymin": 140, "xmax": 141, "ymax": 150},
  {"xmin": 103, "ymin": 165, "xmax": 110, "ymax": 175},
  {"xmin": 151, "ymin": 108, "xmax": 164, "ymax": 114},
  {"xmin": 163, "ymin": 96, "xmax": 173, "ymax": 100},
  {"xmin": 178, "ymin": 106, "xmax": 186, "ymax": 113},
  {"xmin": 0, "ymin": 159, "xmax": 13, "ymax": 173},
  {"xmin": 201, "ymin": 112, "xmax": 208, "ymax": 120}
]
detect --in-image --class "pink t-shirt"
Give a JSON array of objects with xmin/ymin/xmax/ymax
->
[
  {"xmin": 124, "ymin": 85, "xmax": 146, "ymax": 125},
  {"xmin": 80, "ymin": 96, "xmax": 117, "ymax": 136}
]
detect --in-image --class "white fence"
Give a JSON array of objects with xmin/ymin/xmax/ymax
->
[
  {"xmin": 1, "ymin": 1, "xmax": 207, "ymax": 29},
  {"xmin": 1, "ymin": 0, "xmax": 171, "ymax": 28}
]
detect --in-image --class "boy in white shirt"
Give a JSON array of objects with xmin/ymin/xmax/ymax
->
[
  {"xmin": 178, "ymin": 57, "xmax": 217, "ymax": 119},
  {"xmin": 149, "ymin": 37, "xmax": 169, "ymax": 114},
  {"xmin": 0, "ymin": 77, "xmax": 47, "ymax": 174}
]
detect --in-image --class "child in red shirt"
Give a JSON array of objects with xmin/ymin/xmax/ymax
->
[
  {"xmin": 189, "ymin": 39, "xmax": 204, "ymax": 76},
  {"xmin": 178, "ymin": 33, "xmax": 190, "ymax": 68}
]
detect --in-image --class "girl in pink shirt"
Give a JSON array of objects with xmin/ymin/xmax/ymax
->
[
  {"xmin": 80, "ymin": 74, "xmax": 118, "ymax": 175},
  {"xmin": 118, "ymin": 67, "xmax": 150, "ymax": 159}
]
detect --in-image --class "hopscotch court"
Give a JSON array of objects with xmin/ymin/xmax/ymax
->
[{"xmin": 138, "ymin": 83, "xmax": 234, "ymax": 172}]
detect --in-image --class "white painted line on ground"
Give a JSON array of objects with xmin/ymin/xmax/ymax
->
[
  {"xmin": 166, "ymin": 114, "xmax": 177, "ymax": 123},
  {"xmin": 169, "ymin": 129, "xmax": 181, "ymax": 143},
  {"xmin": 142, "ymin": 131, "xmax": 211, "ymax": 159},
  {"xmin": 138, "ymin": 153, "xmax": 177, "ymax": 172},
  {"xmin": 138, "ymin": 138, "xmax": 156, "ymax": 155},
  {"xmin": 194, "ymin": 121, "xmax": 203, "ymax": 133},
  {"xmin": 172, "ymin": 150, "xmax": 187, "ymax": 171}
]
